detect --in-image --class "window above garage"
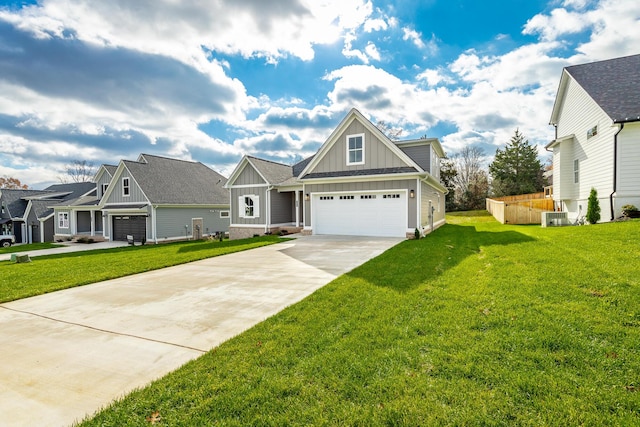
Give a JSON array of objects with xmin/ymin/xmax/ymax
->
[{"xmin": 346, "ymin": 133, "xmax": 365, "ymax": 166}]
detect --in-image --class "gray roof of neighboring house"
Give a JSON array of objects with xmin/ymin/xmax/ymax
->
[
  {"xmin": 43, "ymin": 182, "xmax": 96, "ymax": 199},
  {"xmin": 0, "ymin": 189, "xmax": 50, "ymax": 219},
  {"xmin": 247, "ymin": 156, "xmax": 294, "ymax": 185},
  {"xmin": 122, "ymin": 154, "xmax": 229, "ymax": 205},
  {"xmin": 566, "ymin": 54, "xmax": 640, "ymax": 123}
]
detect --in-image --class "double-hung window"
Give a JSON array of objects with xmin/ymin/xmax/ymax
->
[
  {"xmin": 239, "ymin": 195, "xmax": 259, "ymax": 218},
  {"xmin": 122, "ymin": 177, "xmax": 130, "ymax": 197},
  {"xmin": 573, "ymin": 159, "xmax": 579, "ymax": 184},
  {"xmin": 347, "ymin": 134, "xmax": 365, "ymax": 165},
  {"xmin": 58, "ymin": 212, "xmax": 69, "ymax": 229}
]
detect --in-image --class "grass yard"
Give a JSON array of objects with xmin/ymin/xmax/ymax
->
[
  {"xmin": 78, "ymin": 212, "xmax": 637, "ymax": 425},
  {"xmin": 0, "ymin": 236, "xmax": 282, "ymax": 303}
]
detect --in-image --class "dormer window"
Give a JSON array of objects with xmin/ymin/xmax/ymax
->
[
  {"xmin": 122, "ymin": 177, "xmax": 130, "ymax": 197},
  {"xmin": 347, "ymin": 134, "xmax": 365, "ymax": 166}
]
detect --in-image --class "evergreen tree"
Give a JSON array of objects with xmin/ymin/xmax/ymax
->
[
  {"xmin": 586, "ymin": 188, "xmax": 601, "ymax": 224},
  {"xmin": 489, "ymin": 129, "xmax": 544, "ymax": 197},
  {"xmin": 440, "ymin": 157, "xmax": 458, "ymax": 211}
]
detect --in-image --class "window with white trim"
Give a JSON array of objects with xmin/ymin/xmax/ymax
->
[
  {"xmin": 101, "ymin": 183, "xmax": 109, "ymax": 198},
  {"xmin": 239, "ymin": 195, "xmax": 260, "ymax": 218},
  {"xmin": 58, "ymin": 212, "xmax": 69, "ymax": 229},
  {"xmin": 346, "ymin": 134, "xmax": 365, "ymax": 165},
  {"xmin": 122, "ymin": 177, "xmax": 130, "ymax": 197},
  {"xmin": 573, "ymin": 159, "xmax": 579, "ymax": 184},
  {"xmin": 220, "ymin": 210, "xmax": 230, "ymax": 218}
]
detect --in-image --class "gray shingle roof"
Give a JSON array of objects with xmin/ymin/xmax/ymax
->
[
  {"xmin": 43, "ymin": 182, "xmax": 96, "ymax": 199},
  {"xmin": 0, "ymin": 189, "xmax": 49, "ymax": 218},
  {"xmin": 123, "ymin": 154, "xmax": 228, "ymax": 205},
  {"xmin": 247, "ymin": 156, "xmax": 294, "ymax": 185},
  {"xmin": 566, "ymin": 54, "xmax": 640, "ymax": 123}
]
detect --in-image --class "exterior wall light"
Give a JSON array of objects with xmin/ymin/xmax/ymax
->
[
  {"xmin": 305, "ymin": 193, "xmax": 310, "ymax": 201},
  {"xmin": 410, "ymin": 189, "xmax": 415, "ymax": 198}
]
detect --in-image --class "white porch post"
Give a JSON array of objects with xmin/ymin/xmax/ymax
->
[
  {"xmin": 90, "ymin": 210, "xmax": 95, "ymax": 236},
  {"xmin": 295, "ymin": 191, "xmax": 300, "ymax": 227}
]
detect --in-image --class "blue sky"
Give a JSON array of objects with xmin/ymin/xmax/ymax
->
[{"xmin": 0, "ymin": 0, "xmax": 638, "ymax": 187}]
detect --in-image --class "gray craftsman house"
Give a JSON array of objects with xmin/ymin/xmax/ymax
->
[
  {"xmin": 53, "ymin": 154, "xmax": 230, "ymax": 243},
  {"xmin": 1, "ymin": 183, "xmax": 95, "ymax": 243},
  {"xmin": 226, "ymin": 108, "xmax": 447, "ymax": 239}
]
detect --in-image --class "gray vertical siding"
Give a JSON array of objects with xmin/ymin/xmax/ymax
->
[
  {"xmin": 309, "ymin": 120, "xmax": 408, "ymax": 174},
  {"xmin": 155, "ymin": 207, "xmax": 229, "ymax": 239},
  {"xmin": 54, "ymin": 209, "xmax": 71, "ymax": 235},
  {"xmin": 303, "ymin": 179, "xmax": 418, "ymax": 228},
  {"xmin": 96, "ymin": 173, "xmax": 112, "ymax": 199},
  {"xmin": 104, "ymin": 172, "xmax": 148, "ymax": 204},
  {"xmin": 270, "ymin": 191, "xmax": 294, "ymax": 224},
  {"xmin": 230, "ymin": 187, "xmax": 267, "ymax": 225},
  {"xmin": 236, "ymin": 164, "xmax": 267, "ymax": 185},
  {"xmin": 421, "ymin": 181, "xmax": 445, "ymax": 227}
]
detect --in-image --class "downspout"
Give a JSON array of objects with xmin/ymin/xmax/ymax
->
[
  {"xmin": 610, "ymin": 123, "xmax": 624, "ymax": 221},
  {"xmin": 266, "ymin": 186, "xmax": 273, "ymax": 233}
]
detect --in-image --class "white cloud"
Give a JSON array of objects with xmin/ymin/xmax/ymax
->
[
  {"xmin": 523, "ymin": 7, "xmax": 593, "ymax": 41},
  {"xmin": 364, "ymin": 42, "xmax": 381, "ymax": 61},
  {"xmin": 402, "ymin": 27, "xmax": 425, "ymax": 49},
  {"xmin": 416, "ymin": 69, "xmax": 455, "ymax": 87},
  {"xmin": 364, "ymin": 18, "xmax": 388, "ymax": 32}
]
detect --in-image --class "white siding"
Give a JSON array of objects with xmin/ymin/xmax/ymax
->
[
  {"xmin": 553, "ymin": 77, "xmax": 616, "ymax": 210},
  {"xmin": 617, "ymin": 123, "xmax": 640, "ymax": 197}
]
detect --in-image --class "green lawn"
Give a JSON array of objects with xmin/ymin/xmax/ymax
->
[
  {"xmin": 75, "ymin": 213, "xmax": 638, "ymax": 425},
  {"xmin": 0, "ymin": 236, "xmax": 282, "ymax": 303}
]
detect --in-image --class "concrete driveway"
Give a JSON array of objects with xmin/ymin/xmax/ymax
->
[{"xmin": 0, "ymin": 235, "xmax": 401, "ymax": 426}]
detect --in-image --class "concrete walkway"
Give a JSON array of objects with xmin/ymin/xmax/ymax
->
[
  {"xmin": 0, "ymin": 240, "xmax": 129, "ymax": 261},
  {"xmin": 0, "ymin": 235, "xmax": 402, "ymax": 426}
]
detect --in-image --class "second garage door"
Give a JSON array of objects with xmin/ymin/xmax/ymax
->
[
  {"xmin": 312, "ymin": 191, "xmax": 407, "ymax": 237},
  {"xmin": 112, "ymin": 215, "xmax": 147, "ymax": 241}
]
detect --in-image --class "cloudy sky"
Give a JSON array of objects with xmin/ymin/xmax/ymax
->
[{"xmin": 0, "ymin": 0, "xmax": 638, "ymax": 187}]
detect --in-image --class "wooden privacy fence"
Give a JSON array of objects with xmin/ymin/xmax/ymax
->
[{"xmin": 486, "ymin": 192, "xmax": 555, "ymax": 225}]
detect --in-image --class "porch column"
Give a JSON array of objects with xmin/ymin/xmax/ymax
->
[
  {"xmin": 295, "ymin": 191, "xmax": 300, "ymax": 227},
  {"xmin": 90, "ymin": 210, "xmax": 95, "ymax": 236}
]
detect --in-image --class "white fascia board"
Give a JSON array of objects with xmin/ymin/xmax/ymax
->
[
  {"xmin": 300, "ymin": 172, "xmax": 423, "ymax": 185},
  {"xmin": 545, "ymin": 133, "xmax": 575, "ymax": 150}
]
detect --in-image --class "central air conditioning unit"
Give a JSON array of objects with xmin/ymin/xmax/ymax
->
[{"xmin": 541, "ymin": 211, "xmax": 569, "ymax": 227}]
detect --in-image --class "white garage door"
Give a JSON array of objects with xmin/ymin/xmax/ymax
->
[{"xmin": 312, "ymin": 191, "xmax": 407, "ymax": 237}]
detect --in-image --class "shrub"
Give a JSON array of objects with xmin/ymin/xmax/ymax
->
[
  {"xmin": 622, "ymin": 204, "xmax": 638, "ymax": 216},
  {"xmin": 414, "ymin": 227, "xmax": 421, "ymax": 239},
  {"xmin": 586, "ymin": 188, "xmax": 601, "ymax": 224}
]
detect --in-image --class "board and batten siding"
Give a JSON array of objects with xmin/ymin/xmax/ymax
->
[
  {"xmin": 155, "ymin": 207, "xmax": 229, "ymax": 240},
  {"xmin": 310, "ymin": 120, "xmax": 408, "ymax": 174},
  {"xmin": 303, "ymin": 179, "xmax": 417, "ymax": 228},
  {"xmin": 230, "ymin": 187, "xmax": 267, "ymax": 225},
  {"xmin": 555, "ymin": 77, "xmax": 616, "ymax": 202},
  {"xmin": 235, "ymin": 163, "xmax": 267, "ymax": 186},
  {"xmin": 54, "ymin": 208, "xmax": 72, "ymax": 235},
  {"xmin": 96, "ymin": 173, "xmax": 112, "ymax": 199},
  {"xmin": 420, "ymin": 180, "xmax": 445, "ymax": 227},
  {"xmin": 104, "ymin": 172, "xmax": 149, "ymax": 204}
]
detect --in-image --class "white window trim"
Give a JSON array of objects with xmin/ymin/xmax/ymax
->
[
  {"xmin": 346, "ymin": 133, "xmax": 365, "ymax": 166},
  {"xmin": 101, "ymin": 183, "xmax": 109, "ymax": 198},
  {"xmin": 58, "ymin": 212, "xmax": 69, "ymax": 229},
  {"xmin": 238, "ymin": 195, "xmax": 260, "ymax": 219},
  {"xmin": 573, "ymin": 159, "xmax": 579, "ymax": 184},
  {"xmin": 122, "ymin": 177, "xmax": 130, "ymax": 197}
]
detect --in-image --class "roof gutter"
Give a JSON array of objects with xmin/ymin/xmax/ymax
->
[{"xmin": 609, "ymin": 123, "xmax": 624, "ymax": 221}]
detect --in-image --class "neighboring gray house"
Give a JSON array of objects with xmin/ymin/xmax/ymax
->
[
  {"xmin": 546, "ymin": 54, "xmax": 640, "ymax": 221},
  {"xmin": 55, "ymin": 154, "xmax": 230, "ymax": 243},
  {"xmin": 1, "ymin": 183, "xmax": 95, "ymax": 243},
  {"xmin": 226, "ymin": 108, "xmax": 447, "ymax": 239}
]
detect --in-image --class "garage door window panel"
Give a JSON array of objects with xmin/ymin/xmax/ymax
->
[{"xmin": 347, "ymin": 134, "xmax": 365, "ymax": 165}]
